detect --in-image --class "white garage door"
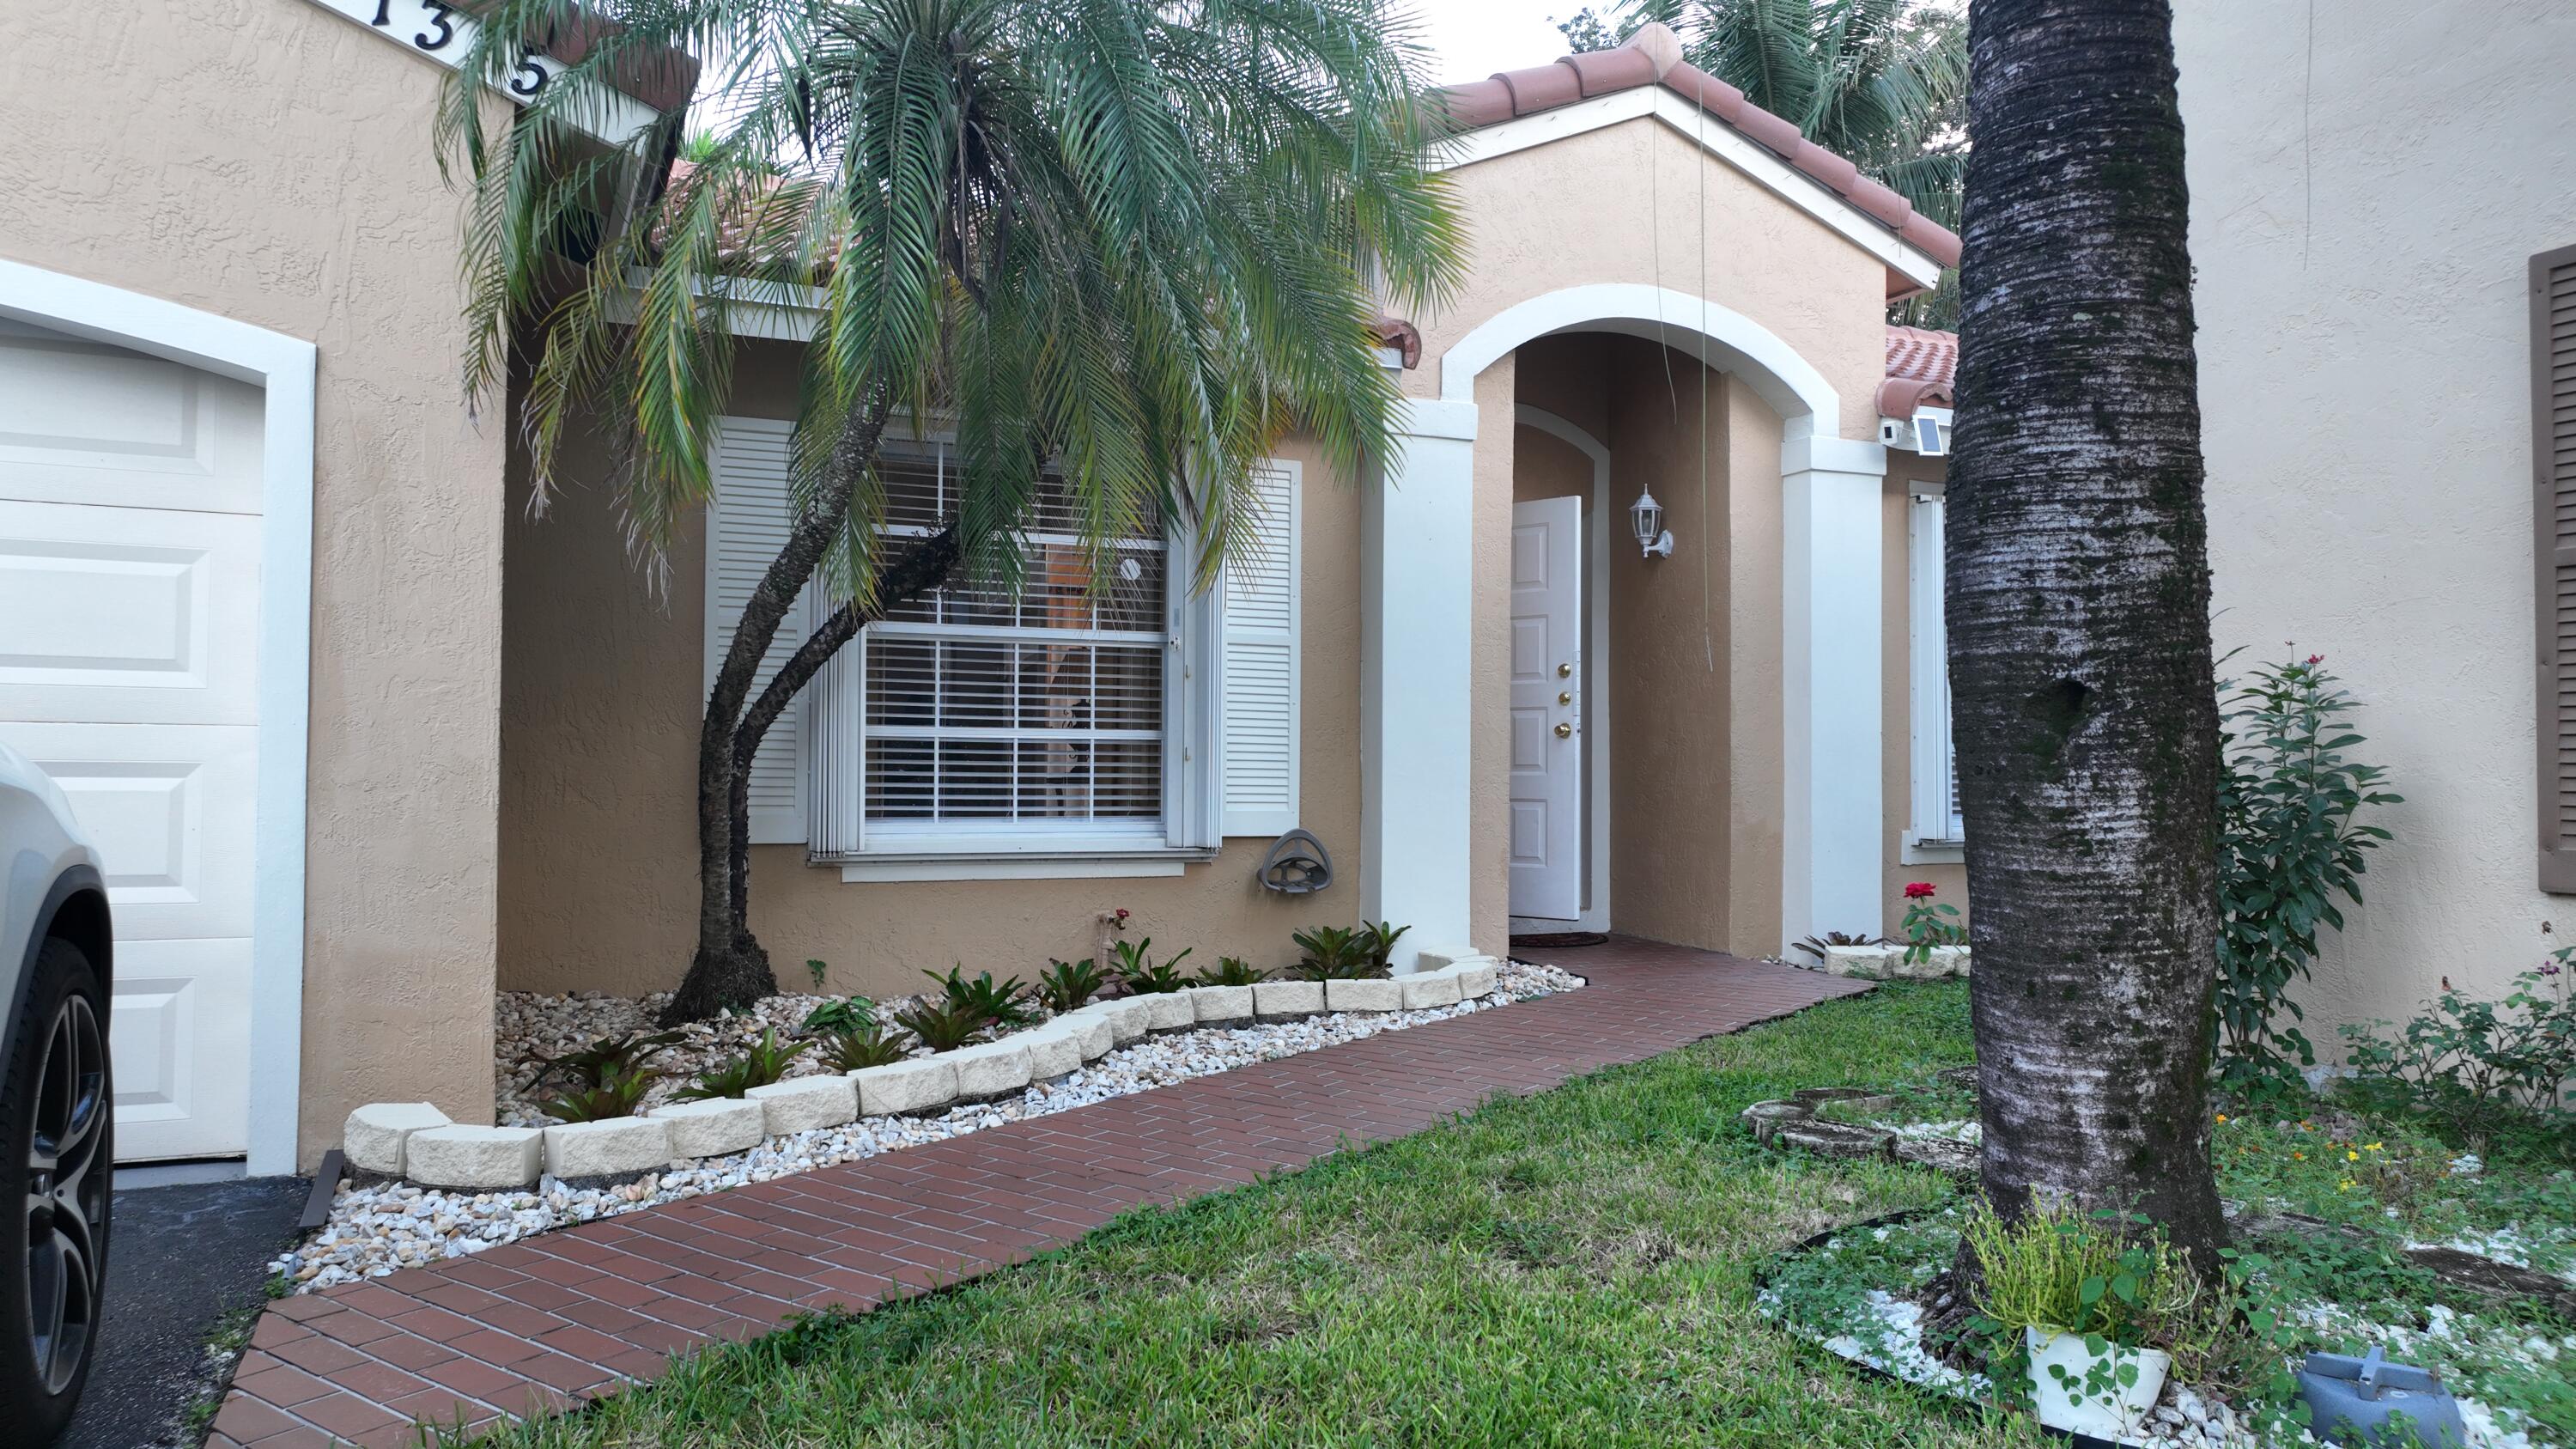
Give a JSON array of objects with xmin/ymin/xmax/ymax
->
[{"xmin": 0, "ymin": 319, "xmax": 263, "ymax": 1162}]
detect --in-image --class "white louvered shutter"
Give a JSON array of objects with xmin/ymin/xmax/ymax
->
[
  {"xmin": 2534, "ymin": 245, "xmax": 2576, "ymax": 892},
  {"xmin": 1908, "ymin": 493, "xmax": 1963, "ymax": 845},
  {"xmin": 1222, "ymin": 460, "xmax": 1302, "ymax": 837},
  {"xmin": 705, "ymin": 416, "xmax": 811, "ymax": 845}
]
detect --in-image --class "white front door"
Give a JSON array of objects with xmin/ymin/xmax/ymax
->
[
  {"xmin": 0, "ymin": 320, "xmax": 264, "ymax": 1161},
  {"xmin": 1508, "ymin": 496, "xmax": 1582, "ymax": 922}
]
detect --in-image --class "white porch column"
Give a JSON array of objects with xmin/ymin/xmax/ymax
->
[
  {"xmin": 1359, "ymin": 397, "xmax": 1479, "ymax": 972},
  {"xmin": 1780, "ymin": 432, "xmax": 1888, "ymax": 950}
]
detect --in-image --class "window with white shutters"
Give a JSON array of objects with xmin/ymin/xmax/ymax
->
[
  {"xmin": 2534, "ymin": 244, "xmax": 2576, "ymax": 892},
  {"xmin": 1908, "ymin": 492, "xmax": 1964, "ymax": 848},
  {"xmin": 704, "ymin": 416, "xmax": 811, "ymax": 845},
  {"xmin": 1222, "ymin": 461, "xmax": 1301, "ymax": 836},
  {"xmin": 854, "ymin": 448, "xmax": 1169, "ymax": 846}
]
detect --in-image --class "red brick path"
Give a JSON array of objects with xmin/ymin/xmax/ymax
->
[{"xmin": 206, "ymin": 939, "xmax": 1866, "ymax": 1446}]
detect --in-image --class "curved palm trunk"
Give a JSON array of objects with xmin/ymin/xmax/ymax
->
[
  {"xmin": 660, "ymin": 396, "xmax": 891, "ymax": 1026},
  {"xmin": 1949, "ymin": 0, "xmax": 2226, "ymax": 1266},
  {"xmin": 720, "ymin": 528, "xmax": 963, "ymax": 957}
]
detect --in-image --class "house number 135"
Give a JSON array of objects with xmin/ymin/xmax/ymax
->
[{"xmin": 365, "ymin": 1, "xmax": 551, "ymax": 96}]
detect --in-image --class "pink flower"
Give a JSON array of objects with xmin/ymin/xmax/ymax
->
[
  {"xmin": 2306, "ymin": 654, "xmax": 2324, "ymax": 666},
  {"xmin": 1904, "ymin": 882, "xmax": 1937, "ymax": 900}
]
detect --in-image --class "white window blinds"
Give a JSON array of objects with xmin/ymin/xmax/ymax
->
[
  {"xmin": 1908, "ymin": 492, "xmax": 1964, "ymax": 846},
  {"xmin": 1221, "ymin": 460, "xmax": 1302, "ymax": 836},
  {"xmin": 704, "ymin": 416, "xmax": 811, "ymax": 845}
]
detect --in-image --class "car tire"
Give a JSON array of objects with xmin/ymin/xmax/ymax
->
[{"xmin": 1, "ymin": 936, "xmax": 112, "ymax": 1444}]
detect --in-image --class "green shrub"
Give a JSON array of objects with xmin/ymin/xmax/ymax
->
[
  {"xmin": 1110, "ymin": 938, "xmax": 1194, "ymax": 994},
  {"xmin": 677, "ymin": 1028, "xmax": 811, "ymax": 1101},
  {"xmin": 2214, "ymin": 655, "xmax": 2398, "ymax": 1096},
  {"xmin": 1195, "ymin": 955, "xmax": 1269, "ymax": 987},
  {"xmin": 1289, "ymin": 925, "xmax": 1375, "ymax": 981},
  {"xmin": 2340, "ymin": 961, "xmax": 2576, "ymax": 1137},
  {"xmin": 1033, "ymin": 957, "xmax": 1110, "ymax": 1014}
]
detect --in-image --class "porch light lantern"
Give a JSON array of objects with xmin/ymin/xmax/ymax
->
[{"xmin": 1631, "ymin": 487, "xmax": 1674, "ymax": 558}]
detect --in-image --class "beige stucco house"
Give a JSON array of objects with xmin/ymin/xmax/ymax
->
[{"xmin": 5, "ymin": 0, "xmax": 2562, "ymax": 1176}]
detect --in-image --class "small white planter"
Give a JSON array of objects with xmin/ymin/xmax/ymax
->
[{"xmin": 2026, "ymin": 1326, "xmax": 2168, "ymax": 1440}]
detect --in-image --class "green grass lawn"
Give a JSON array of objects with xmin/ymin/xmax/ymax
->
[{"xmin": 463, "ymin": 982, "xmax": 2051, "ymax": 1448}]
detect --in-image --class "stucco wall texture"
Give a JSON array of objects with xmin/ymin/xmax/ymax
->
[
  {"xmin": 2, "ymin": 0, "xmax": 510, "ymax": 1165},
  {"xmin": 2177, "ymin": 0, "xmax": 2576, "ymax": 1042}
]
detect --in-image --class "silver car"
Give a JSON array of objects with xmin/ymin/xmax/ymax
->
[{"xmin": 0, "ymin": 740, "xmax": 112, "ymax": 1441}]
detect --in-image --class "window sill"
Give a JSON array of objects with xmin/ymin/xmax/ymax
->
[
  {"xmin": 1900, "ymin": 837, "xmax": 1965, "ymax": 866},
  {"xmin": 825, "ymin": 848, "xmax": 1218, "ymax": 883}
]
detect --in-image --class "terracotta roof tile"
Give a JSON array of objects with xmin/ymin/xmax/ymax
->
[
  {"xmin": 1879, "ymin": 324, "xmax": 1957, "ymax": 416},
  {"xmin": 1443, "ymin": 22, "xmax": 1962, "ymax": 290}
]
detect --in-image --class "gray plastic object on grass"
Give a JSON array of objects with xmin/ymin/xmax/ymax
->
[{"xmin": 2296, "ymin": 1345, "xmax": 2467, "ymax": 1448}]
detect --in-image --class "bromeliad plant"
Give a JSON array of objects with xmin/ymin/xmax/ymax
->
[
  {"xmin": 800, "ymin": 996, "xmax": 877, "ymax": 1038},
  {"xmin": 1033, "ymin": 958, "xmax": 1110, "ymax": 1014},
  {"xmin": 892, "ymin": 996, "xmax": 988, "ymax": 1053},
  {"xmin": 1289, "ymin": 925, "xmax": 1375, "ymax": 981},
  {"xmin": 927, "ymin": 966, "xmax": 1039, "ymax": 1032},
  {"xmin": 677, "ymin": 1027, "xmax": 812, "ymax": 1101},
  {"xmin": 1359, "ymin": 921, "xmax": 1411, "ymax": 977},
  {"xmin": 1111, "ymin": 938, "xmax": 1195, "ymax": 995},
  {"xmin": 1196, "ymin": 956, "xmax": 1270, "ymax": 987},
  {"xmin": 1899, "ymin": 882, "xmax": 1965, "ymax": 966},
  {"xmin": 2214, "ymin": 654, "xmax": 2399, "ymax": 1095},
  {"xmin": 817, "ymin": 1019, "xmax": 910, "ymax": 1072},
  {"xmin": 536, "ymin": 1030, "xmax": 683, "ymax": 1122}
]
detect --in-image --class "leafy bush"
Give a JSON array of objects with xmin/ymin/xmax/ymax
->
[
  {"xmin": 676, "ymin": 1028, "xmax": 811, "ymax": 1101},
  {"xmin": 800, "ymin": 996, "xmax": 877, "ymax": 1038},
  {"xmin": 1898, "ymin": 882, "xmax": 1965, "ymax": 966},
  {"xmin": 1288, "ymin": 925, "xmax": 1375, "ymax": 981},
  {"xmin": 2339, "ymin": 960, "xmax": 2576, "ymax": 1137},
  {"xmin": 818, "ymin": 1020, "xmax": 910, "ymax": 1072},
  {"xmin": 1110, "ymin": 938, "xmax": 1194, "ymax": 994},
  {"xmin": 1033, "ymin": 957, "xmax": 1110, "ymax": 1014},
  {"xmin": 535, "ymin": 1030, "xmax": 681, "ymax": 1122},
  {"xmin": 892, "ymin": 995, "xmax": 989, "ymax": 1052},
  {"xmin": 1359, "ymin": 921, "xmax": 1411, "ymax": 975},
  {"xmin": 1962, "ymin": 1202, "xmax": 2237, "ymax": 1410},
  {"xmin": 926, "ymin": 965, "xmax": 1038, "ymax": 1031},
  {"xmin": 1196, "ymin": 955, "xmax": 1269, "ymax": 987},
  {"xmin": 2214, "ymin": 655, "xmax": 2398, "ymax": 1095}
]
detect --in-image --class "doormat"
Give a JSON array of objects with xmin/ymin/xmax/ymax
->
[{"xmin": 1510, "ymin": 931, "xmax": 1609, "ymax": 950}]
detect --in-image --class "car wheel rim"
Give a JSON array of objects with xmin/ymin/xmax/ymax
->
[{"xmin": 23, "ymin": 991, "xmax": 105, "ymax": 1395}]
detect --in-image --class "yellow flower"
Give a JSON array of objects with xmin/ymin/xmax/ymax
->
[
  {"xmin": 2348, "ymin": 1150, "xmax": 2360, "ymax": 1161},
  {"xmin": 2365, "ymin": 1142, "xmax": 2383, "ymax": 1152},
  {"xmin": 2215, "ymin": 1114, "xmax": 2230, "ymax": 1124}
]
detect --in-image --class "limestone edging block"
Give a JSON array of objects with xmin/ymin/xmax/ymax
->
[
  {"xmin": 1455, "ymin": 959, "xmax": 1500, "ymax": 997},
  {"xmin": 1020, "ymin": 1024, "xmax": 1084, "ymax": 1079},
  {"xmin": 1253, "ymin": 979, "xmax": 1325, "ymax": 1020},
  {"xmin": 851, "ymin": 1056, "xmax": 957, "ymax": 1116},
  {"xmin": 1138, "ymin": 990, "xmax": 1195, "ymax": 1032},
  {"xmin": 543, "ymin": 1117, "xmax": 672, "ymax": 1178},
  {"xmin": 1189, "ymin": 983, "xmax": 1255, "ymax": 1024},
  {"xmin": 1326, "ymin": 978, "xmax": 1403, "ymax": 1013},
  {"xmin": 745, "ymin": 1074, "xmax": 858, "ymax": 1135},
  {"xmin": 1081, "ymin": 996, "xmax": 1153, "ymax": 1043},
  {"xmin": 946, "ymin": 1039, "xmax": 1035, "ymax": 1098},
  {"xmin": 404, "ymin": 1125, "xmax": 543, "ymax": 1190},
  {"xmin": 343, "ymin": 1102, "xmax": 449, "ymax": 1177},
  {"xmin": 1051, "ymin": 1011, "xmax": 1114, "ymax": 1061},
  {"xmin": 647, "ymin": 1097, "xmax": 768, "ymax": 1158},
  {"xmin": 1399, "ymin": 970, "xmax": 1465, "ymax": 1010}
]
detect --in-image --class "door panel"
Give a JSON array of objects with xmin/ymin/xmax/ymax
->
[
  {"xmin": 0, "ymin": 326, "xmax": 263, "ymax": 1161},
  {"xmin": 1508, "ymin": 496, "xmax": 1582, "ymax": 921}
]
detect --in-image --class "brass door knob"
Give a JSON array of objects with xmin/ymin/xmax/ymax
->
[
  {"xmin": 1558, "ymin": 691, "xmax": 1573, "ymax": 705},
  {"xmin": 1553, "ymin": 722, "xmax": 1572, "ymax": 739},
  {"xmin": 1557, "ymin": 662, "xmax": 1573, "ymax": 678}
]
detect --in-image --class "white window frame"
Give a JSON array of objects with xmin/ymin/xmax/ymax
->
[
  {"xmin": 808, "ymin": 437, "xmax": 1221, "ymax": 880},
  {"xmin": 1906, "ymin": 490, "xmax": 1965, "ymax": 862}
]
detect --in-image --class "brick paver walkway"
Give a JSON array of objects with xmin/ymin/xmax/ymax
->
[{"xmin": 205, "ymin": 938, "xmax": 1866, "ymax": 1446}]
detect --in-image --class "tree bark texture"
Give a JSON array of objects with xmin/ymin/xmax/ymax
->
[
  {"xmin": 1949, "ymin": 0, "xmax": 2227, "ymax": 1265},
  {"xmin": 661, "ymin": 395, "xmax": 890, "ymax": 1026},
  {"xmin": 723, "ymin": 527, "xmax": 963, "ymax": 941}
]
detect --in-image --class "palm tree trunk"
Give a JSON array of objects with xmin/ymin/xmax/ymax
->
[
  {"xmin": 720, "ymin": 527, "xmax": 963, "ymax": 952},
  {"xmin": 1948, "ymin": 0, "xmax": 2227, "ymax": 1267},
  {"xmin": 659, "ymin": 394, "xmax": 890, "ymax": 1026}
]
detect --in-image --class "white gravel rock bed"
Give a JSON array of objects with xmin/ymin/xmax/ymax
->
[{"xmin": 287, "ymin": 960, "xmax": 1581, "ymax": 1291}]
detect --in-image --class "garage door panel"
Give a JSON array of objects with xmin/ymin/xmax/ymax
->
[
  {"xmin": 106, "ymin": 938, "xmax": 252, "ymax": 1161},
  {"xmin": 0, "ymin": 326, "xmax": 265, "ymax": 514},
  {"xmin": 0, "ymin": 501, "xmax": 258, "ymax": 723},
  {"xmin": 0, "ymin": 722, "xmax": 258, "ymax": 937}
]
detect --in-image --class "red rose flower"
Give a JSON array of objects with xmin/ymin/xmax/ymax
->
[{"xmin": 1904, "ymin": 882, "xmax": 1937, "ymax": 900}]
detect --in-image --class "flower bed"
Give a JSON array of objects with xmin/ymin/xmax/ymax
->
[{"xmin": 280, "ymin": 960, "xmax": 1580, "ymax": 1290}]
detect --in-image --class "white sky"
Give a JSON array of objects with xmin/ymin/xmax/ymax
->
[{"xmin": 1395, "ymin": 0, "xmax": 1589, "ymax": 86}]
